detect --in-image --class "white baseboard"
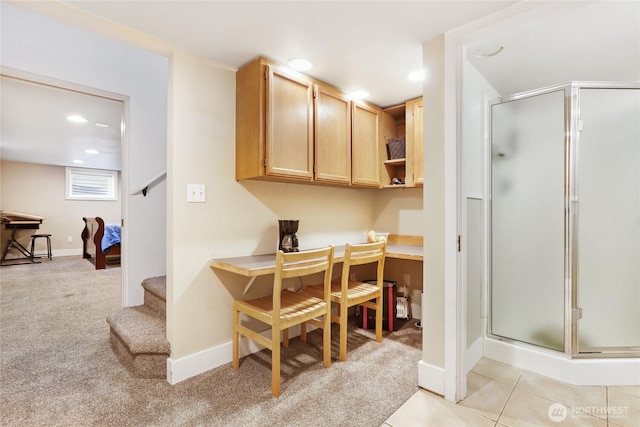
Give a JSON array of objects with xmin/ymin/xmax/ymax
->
[
  {"xmin": 167, "ymin": 323, "xmax": 312, "ymax": 385},
  {"xmin": 167, "ymin": 340, "xmax": 231, "ymax": 385},
  {"xmin": 418, "ymin": 359, "xmax": 445, "ymax": 396},
  {"xmin": 2, "ymin": 248, "xmax": 82, "ymax": 260},
  {"xmin": 53, "ymin": 248, "xmax": 83, "ymax": 257},
  {"xmin": 485, "ymin": 337, "xmax": 640, "ymax": 386}
]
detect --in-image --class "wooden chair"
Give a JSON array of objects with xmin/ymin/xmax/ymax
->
[
  {"xmin": 302, "ymin": 240, "xmax": 386, "ymax": 361},
  {"xmin": 232, "ymin": 245, "xmax": 334, "ymax": 397}
]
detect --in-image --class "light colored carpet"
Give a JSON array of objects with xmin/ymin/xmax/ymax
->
[{"xmin": 0, "ymin": 257, "xmax": 422, "ymax": 426}]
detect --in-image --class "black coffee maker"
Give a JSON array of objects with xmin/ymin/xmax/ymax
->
[{"xmin": 278, "ymin": 220, "xmax": 299, "ymax": 252}]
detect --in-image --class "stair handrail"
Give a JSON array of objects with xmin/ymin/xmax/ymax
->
[{"xmin": 131, "ymin": 169, "xmax": 167, "ymax": 197}]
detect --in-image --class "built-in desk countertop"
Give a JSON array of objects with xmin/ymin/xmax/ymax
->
[{"xmin": 209, "ymin": 242, "xmax": 423, "ymax": 278}]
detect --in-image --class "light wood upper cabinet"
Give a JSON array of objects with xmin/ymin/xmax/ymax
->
[
  {"xmin": 236, "ymin": 57, "xmax": 313, "ymax": 182},
  {"xmin": 406, "ymin": 97, "xmax": 424, "ymax": 187},
  {"xmin": 235, "ymin": 57, "xmax": 265, "ymax": 181},
  {"xmin": 351, "ymin": 101, "xmax": 381, "ymax": 187},
  {"xmin": 266, "ymin": 65, "xmax": 314, "ymax": 179},
  {"xmin": 236, "ymin": 56, "xmax": 350, "ymax": 185},
  {"xmin": 236, "ymin": 56, "xmax": 417, "ymax": 189},
  {"xmin": 314, "ymin": 84, "xmax": 351, "ymax": 184}
]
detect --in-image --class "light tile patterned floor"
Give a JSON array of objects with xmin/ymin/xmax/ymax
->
[{"xmin": 383, "ymin": 358, "xmax": 640, "ymax": 427}]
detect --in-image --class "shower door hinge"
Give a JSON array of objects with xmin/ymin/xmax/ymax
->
[
  {"xmin": 457, "ymin": 235, "xmax": 461, "ymax": 252},
  {"xmin": 578, "ymin": 119, "xmax": 584, "ymax": 131},
  {"xmin": 573, "ymin": 307, "xmax": 583, "ymax": 320}
]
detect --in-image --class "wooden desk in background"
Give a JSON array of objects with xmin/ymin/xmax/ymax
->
[{"xmin": 0, "ymin": 211, "xmax": 45, "ymax": 266}]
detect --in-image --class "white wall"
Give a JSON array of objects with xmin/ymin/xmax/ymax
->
[
  {"xmin": 420, "ymin": 32, "xmax": 491, "ymax": 402},
  {"xmin": 419, "ymin": 35, "xmax": 447, "ymax": 395},
  {"xmin": 462, "ymin": 55, "xmax": 497, "ymax": 199},
  {"xmin": 1, "ymin": 2, "xmax": 168, "ymax": 306},
  {"xmin": 372, "ymin": 187, "xmax": 423, "ymax": 236},
  {"xmin": 373, "ymin": 187, "xmax": 424, "ymax": 306},
  {"xmin": 461, "ymin": 56, "xmax": 499, "ymax": 373}
]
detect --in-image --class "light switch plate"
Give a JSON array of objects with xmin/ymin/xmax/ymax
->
[{"xmin": 187, "ymin": 183, "xmax": 206, "ymax": 202}]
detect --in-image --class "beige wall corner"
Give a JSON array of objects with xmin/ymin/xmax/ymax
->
[{"xmin": 421, "ymin": 34, "xmax": 446, "ymax": 392}]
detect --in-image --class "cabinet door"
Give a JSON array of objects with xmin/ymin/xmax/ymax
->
[
  {"xmin": 352, "ymin": 101, "xmax": 381, "ymax": 187},
  {"xmin": 315, "ymin": 84, "xmax": 351, "ymax": 184},
  {"xmin": 266, "ymin": 65, "xmax": 314, "ymax": 180},
  {"xmin": 406, "ymin": 97, "xmax": 424, "ymax": 186}
]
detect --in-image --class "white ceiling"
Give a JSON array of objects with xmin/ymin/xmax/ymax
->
[
  {"xmin": 464, "ymin": 1, "xmax": 640, "ymax": 96},
  {"xmin": 1, "ymin": 76, "xmax": 123, "ymax": 170},
  {"xmin": 60, "ymin": 0, "xmax": 518, "ymax": 108},
  {"xmin": 1, "ymin": 1, "xmax": 638, "ymax": 171}
]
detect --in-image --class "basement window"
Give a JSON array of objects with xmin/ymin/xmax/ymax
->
[{"xmin": 66, "ymin": 167, "xmax": 118, "ymax": 201}]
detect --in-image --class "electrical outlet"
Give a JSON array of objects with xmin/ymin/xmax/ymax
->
[
  {"xmin": 403, "ymin": 273, "xmax": 410, "ymax": 288},
  {"xmin": 67, "ymin": 236, "xmax": 73, "ymax": 243}
]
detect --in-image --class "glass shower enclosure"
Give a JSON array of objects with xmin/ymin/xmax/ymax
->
[{"xmin": 490, "ymin": 82, "xmax": 640, "ymax": 357}]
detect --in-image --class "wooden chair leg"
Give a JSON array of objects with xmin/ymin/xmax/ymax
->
[
  {"xmin": 375, "ymin": 295, "xmax": 383, "ymax": 343},
  {"xmin": 300, "ymin": 322, "xmax": 307, "ymax": 342},
  {"xmin": 272, "ymin": 328, "xmax": 281, "ymax": 397},
  {"xmin": 339, "ymin": 303, "xmax": 348, "ymax": 361},
  {"xmin": 232, "ymin": 307, "xmax": 240, "ymax": 369},
  {"xmin": 323, "ymin": 313, "xmax": 331, "ymax": 367},
  {"xmin": 283, "ymin": 328, "xmax": 289, "ymax": 347}
]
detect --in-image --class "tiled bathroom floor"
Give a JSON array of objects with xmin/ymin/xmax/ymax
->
[{"xmin": 383, "ymin": 358, "xmax": 640, "ymax": 427}]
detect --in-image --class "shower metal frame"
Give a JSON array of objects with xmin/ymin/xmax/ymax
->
[{"xmin": 488, "ymin": 81, "xmax": 640, "ymax": 359}]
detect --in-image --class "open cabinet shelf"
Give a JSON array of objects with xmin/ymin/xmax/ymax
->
[{"xmin": 380, "ymin": 97, "xmax": 423, "ymax": 188}]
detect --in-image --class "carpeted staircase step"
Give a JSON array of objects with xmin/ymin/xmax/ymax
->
[
  {"xmin": 142, "ymin": 276, "xmax": 166, "ymax": 316},
  {"xmin": 106, "ymin": 305, "xmax": 170, "ymax": 379}
]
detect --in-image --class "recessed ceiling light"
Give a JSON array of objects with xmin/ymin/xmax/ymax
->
[
  {"xmin": 73, "ymin": 159, "xmax": 85, "ymax": 164},
  {"xmin": 95, "ymin": 122, "xmax": 109, "ymax": 128},
  {"xmin": 67, "ymin": 115, "xmax": 88, "ymax": 123},
  {"xmin": 407, "ymin": 69, "xmax": 426, "ymax": 82},
  {"xmin": 85, "ymin": 149, "xmax": 99, "ymax": 155},
  {"xmin": 347, "ymin": 90, "xmax": 369, "ymax": 101},
  {"xmin": 286, "ymin": 58, "xmax": 314, "ymax": 72},
  {"xmin": 475, "ymin": 44, "xmax": 504, "ymax": 58}
]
